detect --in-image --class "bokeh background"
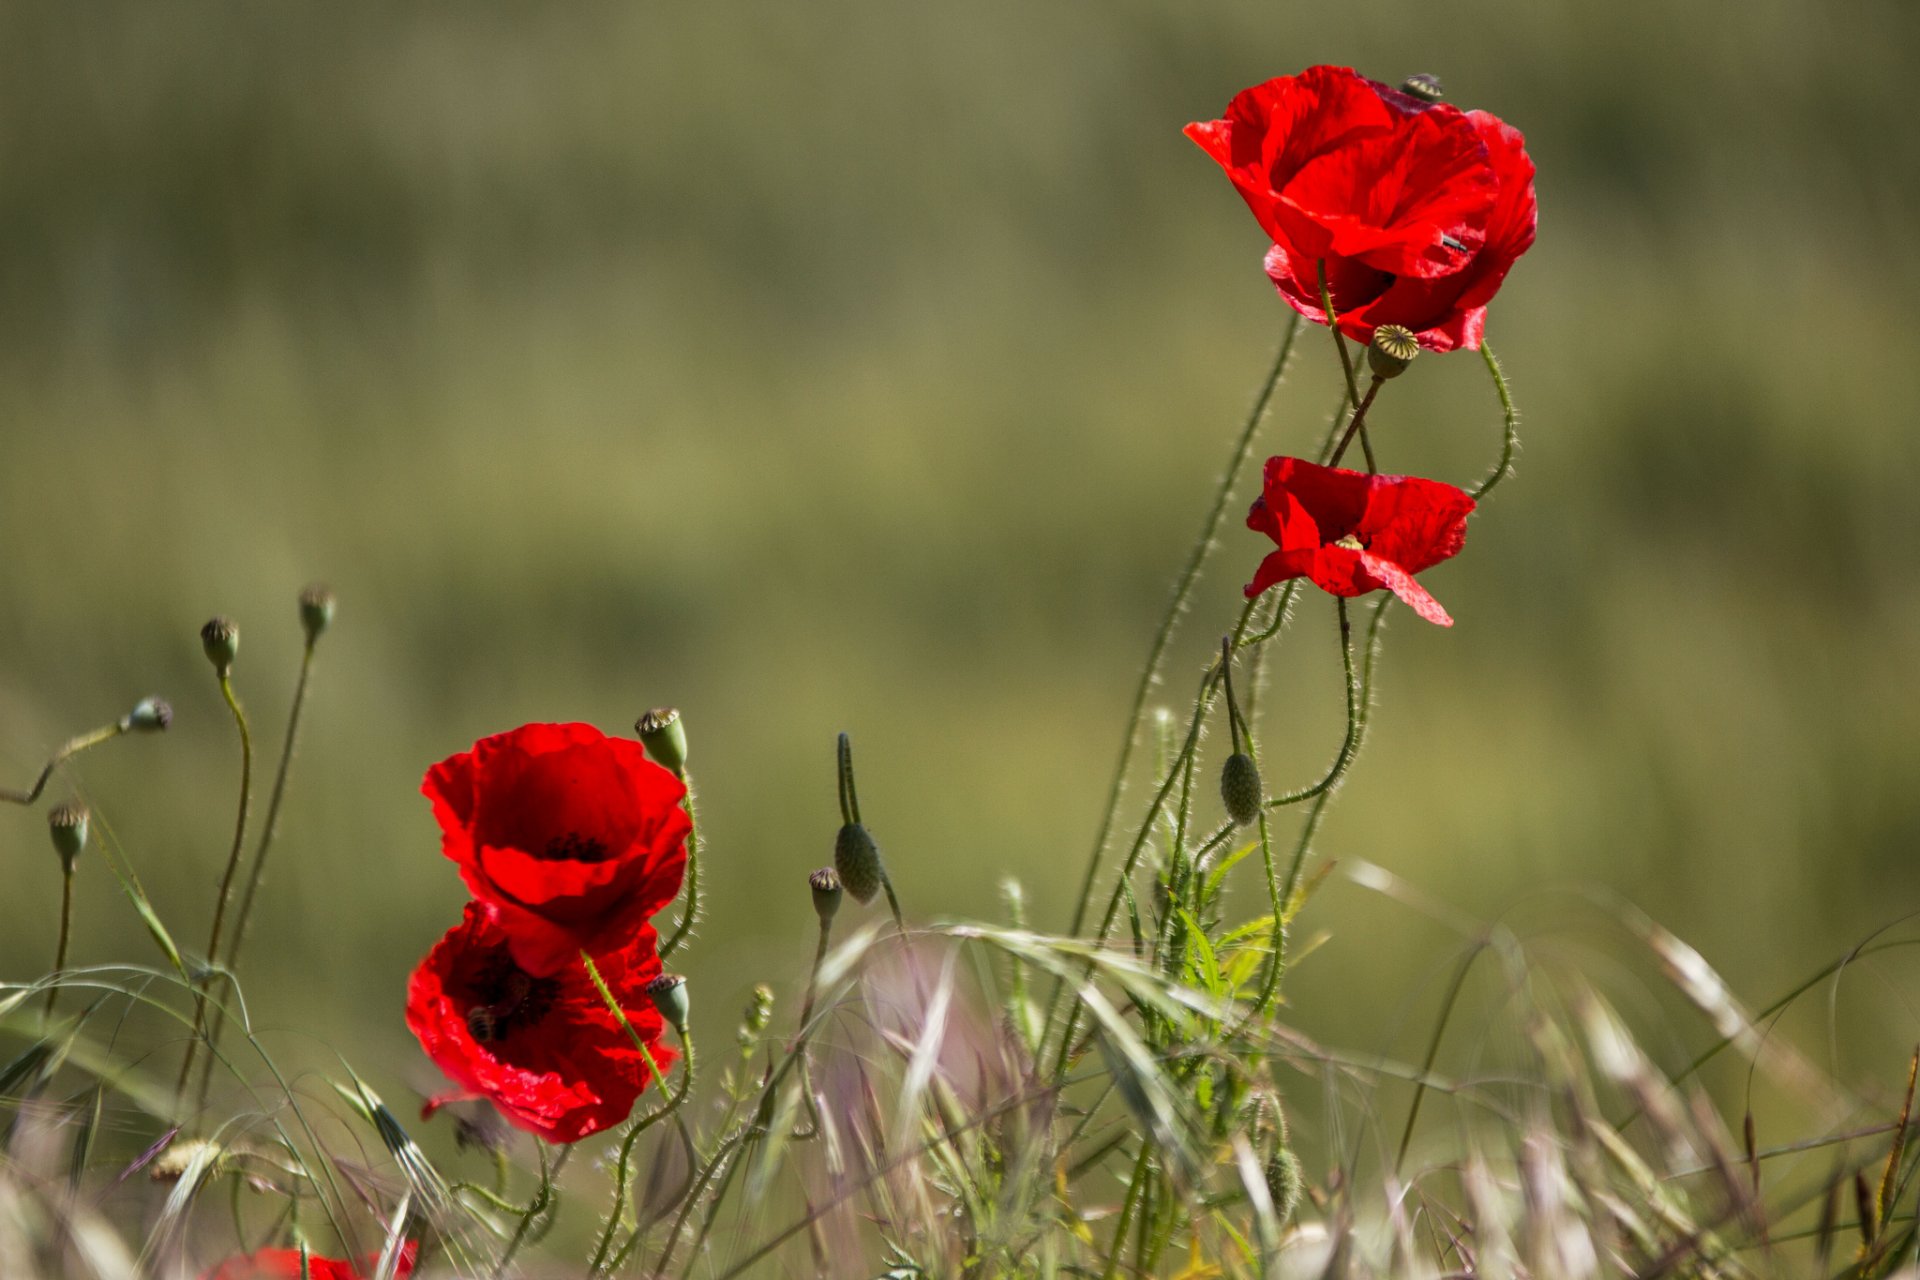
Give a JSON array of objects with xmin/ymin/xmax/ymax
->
[{"xmin": 3, "ymin": 0, "xmax": 1918, "ymax": 1163}]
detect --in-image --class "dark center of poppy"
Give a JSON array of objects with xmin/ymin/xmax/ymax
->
[
  {"xmin": 542, "ymin": 831, "xmax": 611, "ymax": 862},
  {"xmin": 465, "ymin": 955, "xmax": 559, "ymax": 1045}
]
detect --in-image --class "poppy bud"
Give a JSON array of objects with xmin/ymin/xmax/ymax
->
[
  {"xmin": 835, "ymin": 822, "xmax": 884, "ymax": 905},
  {"xmin": 298, "ymin": 583, "xmax": 336, "ymax": 642},
  {"xmin": 121, "ymin": 696, "xmax": 173, "ymax": 733},
  {"xmin": 1399, "ymin": 73, "xmax": 1444, "ymax": 104},
  {"xmin": 47, "ymin": 802, "xmax": 88, "ymax": 870},
  {"xmin": 1264, "ymin": 1146, "xmax": 1302, "ymax": 1223},
  {"xmin": 635, "ymin": 707, "xmax": 687, "ymax": 776},
  {"xmin": 1220, "ymin": 752, "xmax": 1263, "ymax": 826},
  {"xmin": 809, "ymin": 867, "xmax": 843, "ymax": 924},
  {"xmin": 1367, "ymin": 326, "xmax": 1419, "ymax": 380},
  {"xmin": 645, "ymin": 973, "xmax": 690, "ymax": 1034},
  {"xmin": 200, "ymin": 617, "xmax": 239, "ymax": 677}
]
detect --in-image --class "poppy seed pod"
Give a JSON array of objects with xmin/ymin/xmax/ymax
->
[
  {"xmin": 200, "ymin": 617, "xmax": 239, "ymax": 676},
  {"xmin": 1221, "ymin": 752, "xmax": 1263, "ymax": 826},
  {"xmin": 121, "ymin": 696, "xmax": 173, "ymax": 733},
  {"xmin": 645, "ymin": 973, "xmax": 690, "ymax": 1034},
  {"xmin": 635, "ymin": 707, "xmax": 688, "ymax": 776},
  {"xmin": 808, "ymin": 866, "xmax": 843, "ymax": 924},
  {"xmin": 298, "ymin": 583, "xmax": 336, "ymax": 642},
  {"xmin": 47, "ymin": 802, "xmax": 88, "ymax": 870},
  {"xmin": 835, "ymin": 822, "xmax": 883, "ymax": 905},
  {"xmin": 1367, "ymin": 325, "xmax": 1420, "ymax": 380},
  {"xmin": 1264, "ymin": 1146, "xmax": 1302, "ymax": 1223},
  {"xmin": 1400, "ymin": 73, "xmax": 1444, "ymax": 104}
]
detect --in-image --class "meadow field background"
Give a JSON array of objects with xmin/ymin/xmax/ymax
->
[{"xmin": 2, "ymin": 0, "xmax": 1917, "ymax": 1174}]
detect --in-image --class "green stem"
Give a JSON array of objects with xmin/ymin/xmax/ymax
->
[
  {"xmin": 1317, "ymin": 260, "xmax": 1363, "ymax": 411},
  {"xmin": 1101, "ymin": 1142, "xmax": 1153, "ymax": 1280},
  {"xmin": 660, "ymin": 778, "xmax": 700, "ymax": 960},
  {"xmin": 588, "ymin": 1030, "xmax": 694, "ymax": 1277},
  {"xmin": 1326, "ymin": 376, "xmax": 1385, "ymax": 470},
  {"xmin": 45, "ymin": 868, "xmax": 73, "ymax": 1021},
  {"xmin": 1472, "ymin": 340, "xmax": 1519, "ymax": 501},
  {"xmin": 492, "ymin": 1142, "xmax": 552, "ymax": 1279},
  {"xmin": 1, "ymin": 722, "xmax": 125, "ymax": 805},
  {"xmin": 179, "ymin": 674, "xmax": 253, "ymax": 1112}
]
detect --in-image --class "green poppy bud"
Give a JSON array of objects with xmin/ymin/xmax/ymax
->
[
  {"xmin": 1367, "ymin": 326, "xmax": 1419, "ymax": 380},
  {"xmin": 121, "ymin": 697, "xmax": 173, "ymax": 733},
  {"xmin": 834, "ymin": 822, "xmax": 883, "ymax": 905},
  {"xmin": 635, "ymin": 707, "xmax": 688, "ymax": 776},
  {"xmin": 200, "ymin": 617, "xmax": 239, "ymax": 676},
  {"xmin": 1264, "ymin": 1146, "xmax": 1302, "ymax": 1223},
  {"xmin": 645, "ymin": 972, "xmax": 690, "ymax": 1034},
  {"xmin": 298, "ymin": 583, "xmax": 336, "ymax": 642},
  {"xmin": 1400, "ymin": 74, "xmax": 1444, "ymax": 104},
  {"xmin": 809, "ymin": 866, "xmax": 843, "ymax": 924},
  {"xmin": 47, "ymin": 802, "xmax": 88, "ymax": 870},
  {"xmin": 1221, "ymin": 752, "xmax": 1263, "ymax": 826}
]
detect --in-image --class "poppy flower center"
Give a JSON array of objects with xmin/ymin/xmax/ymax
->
[
  {"xmin": 464, "ymin": 957, "xmax": 559, "ymax": 1044},
  {"xmin": 1333, "ymin": 534, "xmax": 1367, "ymax": 550},
  {"xmin": 542, "ymin": 831, "xmax": 612, "ymax": 862}
]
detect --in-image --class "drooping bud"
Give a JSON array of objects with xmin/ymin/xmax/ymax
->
[
  {"xmin": 809, "ymin": 867, "xmax": 843, "ymax": 924},
  {"xmin": 121, "ymin": 696, "xmax": 173, "ymax": 733},
  {"xmin": 835, "ymin": 822, "xmax": 883, "ymax": 905},
  {"xmin": 1399, "ymin": 73, "xmax": 1444, "ymax": 104},
  {"xmin": 645, "ymin": 973, "xmax": 690, "ymax": 1034},
  {"xmin": 200, "ymin": 617, "xmax": 239, "ymax": 677},
  {"xmin": 1220, "ymin": 752, "xmax": 1263, "ymax": 826},
  {"xmin": 635, "ymin": 707, "xmax": 688, "ymax": 776},
  {"xmin": 1367, "ymin": 326, "xmax": 1419, "ymax": 380},
  {"xmin": 47, "ymin": 802, "xmax": 88, "ymax": 870},
  {"xmin": 298, "ymin": 583, "xmax": 336, "ymax": 643},
  {"xmin": 1264, "ymin": 1146, "xmax": 1302, "ymax": 1223}
]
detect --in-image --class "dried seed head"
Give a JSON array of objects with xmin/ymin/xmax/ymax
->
[
  {"xmin": 1264, "ymin": 1146, "xmax": 1302, "ymax": 1223},
  {"xmin": 199, "ymin": 617, "xmax": 239, "ymax": 676},
  {"xmin": 150, "ymin": 1138, "xmax": 223, "ymax": 1182},
  {"xmin": 809, "ymin": 867, "xmax": 843, "ymax": 924},
  {"xmin": 121, "ymin": 696, "xmax": 173, "ymax": 732},
  {"xmin": 635, "ymin": 707, "xmax": 688, "ymax": 775},
  {"xmin": 646, "ymin": 972, "xmax": 690, "ymax": 1033},
  {"xmin": 1367, "ymin": 325, "xmax": 1420, "ymax": 380},
  {"xmin": 47, "ymin": 802, "xmax": 88, "ymax": 869},
  {"xmin": 1400, "ymin": 73, "xmax": 1444, "ymax": 104},
  {"xmin": 834, "ymin": 822, "xmax": 883, "ymax": 905},
  {"xmin": 1221, "ymin": 752, "xmax": 1263, "ymax": 826},
  {"xmin": 298, "ymin": 583, "xmax": 336, "ymax": 642}
]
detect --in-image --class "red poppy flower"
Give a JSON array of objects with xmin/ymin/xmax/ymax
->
[
  {"xmin": 1187, "ymin": 66, "xmax": 1536, "ymax": 352},
  {"xmin": 1244, "ymin": 456, "xmax": 1475, "ymax": 626},
  {"xmin": 406, "ymin": 901, "xmax": 677, "ymax": 1143},
  {"xmin": 424, "ymin": 722, "xmax": 690, "ymax": 974},
  {"xmin": 202, "ymin": 1242, "xmax": 416, "ymax": 1280}
]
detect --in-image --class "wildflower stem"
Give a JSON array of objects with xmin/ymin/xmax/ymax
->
[
  {"xmin": 1060, "ymin": 316, "xmax": 1300, "ymax": 944},
  {"xmin": 45, "ymin": 866, "xmax": 74, "ymax": 1021},
  {"xmin": 493, "ymin": 1141, "xmax": 553, "ymax": 1279},
  {"xmin": 1326, "ymin": 375, "xmax": 1385, "ymax": 469},
  {"xmin": 588, "ymin": 1027, "xmax": 694, "ymax": 1279},
  {"xmin": 1, "ymin": 721, "xmax": 126, "ymax": 805},
  {"xmin": 660, "ymin": 777, "xmax": 700, "ymax": 960},
  {"xmin": 1471, "ymin": 340, "xmax": 1519, "ymax": 501},
  {"xmin": 177, "ymin": 673, "xmax": 253, "ymax": 1113},
  {"xmin": 1101, "ymin": 1142, "xmax": 1153, "ymax": 1280}
]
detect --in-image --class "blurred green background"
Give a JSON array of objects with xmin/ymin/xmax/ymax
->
[{"xmin": 3, "ymin": 0, "xmax": 1918, "ymax": 1144}]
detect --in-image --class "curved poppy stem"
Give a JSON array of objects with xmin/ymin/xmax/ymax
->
[
  {"xmin": 178, "ymin": 673, "xmax": 253, "ymax": 1115},
  {"xmin": 1471, "ymin": 340, "xmax": 1519, "ymax": 501},
  {"xmin": 588, "ymin": 1030, "xmax": 694, "ymax": 1278},
  {"xmin": 1317, "ymin": 260, "xmax": 1363, "ymax": 411},
  {"xmin": 1, "ymin": 720, "xmax": 127, "ymax": 806},
  {"xmin": 492, "ymin": 1142, "xmax": 553, "ymax": 1280},
  {"xmin": 44, "ymin": 866, "xmax": 74, "ymax": 1021},
  {"xmin": 660, "ymin": 777, "xmax": 700, "ymax": 960},
  {"xmin": 1326, "ymin": 375, "xmax": 1385, "ymax": 470}
]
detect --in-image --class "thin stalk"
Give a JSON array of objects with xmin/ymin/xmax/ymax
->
[
  {"xmin": 1326, "ymin": 376, "xmax": 1385, "ymax": 469},
  {"xmin": 492, "ymin": 1142, "xmax": 552, "ymax": 1279},
  {"xmin": 1101, "ymin": 1142, "xmax": 1153, "ymax": 1280},
  {"xmin": 178, "ymin": 674, "xmax": 253, "ymax": 1110},
  {"xmin": 1472, "ymin": 340, "xmax": 1519, "ymax": 501},
  {"xmin": 1277, "ymin": 599, "xmax": 1365, "ymax": 906},
  {"xmin": 660, "ymin": 778, "xmax": 700, "ymax": 960},
  {"xmin": 1061, "ymin": 317, "xmax": 1301, "ymax": 944},
  {"xmin": 1317, "ymin": 261, "xmax": 1363, "ymax": 412},
  {"xmin": 790, "ymin": 904, "xmax": 834, "ymax": 1139},
  {"xmin": 45, "ymin": 868, "xmax": 74, "ymax": 1021},
  {"xmin": 2, "ymin": 722, "xmax": 125, "ymax": 805},
  {"xmin": 647, "ymin": 1125, "xmax": 751, "ymax": 1278},
  {"xmin": 589, "ymin": 1031, "xmax": 694, "ymax": 1277}
]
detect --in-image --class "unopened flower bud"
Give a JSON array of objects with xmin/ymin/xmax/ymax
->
[
  {"xmin": 200, "ymin": 617, "xmax": 239, "ymax": 676},
  {"xmin": 1367, "ymin": 325, "xmax": 1419, "ymax": 380},
  {"xmin": 834, "ymin": 822, "xmax": 883, "ymax": 905},
  {"xmin": 298, "ymin": 583, "xmax": 336, "ymax": 642},
  {"xmin": 809, "ymin": 867, "xmax": 843, "ymax": 924},
  {"xmin": 635, "ymin": 707, "xmax": 687, "ymax": 776},
  {"xmin": 1400, "ymin": 73, "xmax": 1444, "ymax": 104},
  {"xmin": 47, "ymin": 802, "xmax": 88, "ymax": 870},
  {"xmin": 1220, "ymin": 752, "xmax": 1263, "ymax": 826},
  {"xmin": 645, "ymin": 973, "xmax": 690, "ymax": 1033},
  {"xmin": 121, "ymin": 696, "xmax": 173, "ymax": 733},
  {"xmin": 1264, "ymin": 1146, "xmax": 1302, "ymax": 1223}
]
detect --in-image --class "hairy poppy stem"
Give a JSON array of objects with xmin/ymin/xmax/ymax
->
[
  {"xmin": 1326, "ymin": 375, "xmax": 1384, "ymax": 469},
  {"xmin": 1101, "ymin": 1141, "xmax": 1154, "ymax": 1280},
  {"xmin": 493, "ymin": 1141, "xmax": 553, "ymax": 1280},
  {"xmin": 587, "ymin": 1017, "xmax": 694, "ymax": 1279},
  {"xmin": 1317, "ymin": 259, "xmax": 1364, "ymax": 411},
  {"xmin": 659, "ymin": 777, "xmax": 700, "ymax": 960},
  {"xmin": 177, "ymin": 673, "xmax": 252, "ymax": 1114},
  {"xmin": 1, "ymin": 721, "xmax": 127, "ymax": 806},
  {"xmin": 1047, "ymin": 320, "xmax": 1300, "ymax": 1052},
  {"xmin": 1472, "ymin": 340, "xmax": 1519, "ymax": 501},
  {"xmin": 44, "ymin": 866, "xmax": 73, "ymax": 1021}
]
